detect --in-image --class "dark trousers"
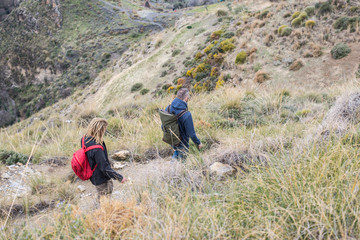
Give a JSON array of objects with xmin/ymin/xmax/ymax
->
[{"xmin": 95, "ymin": 179, "xmax": 113, "ymax": 201}]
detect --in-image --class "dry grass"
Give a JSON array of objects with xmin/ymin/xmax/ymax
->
[{"xmin": 2, "ymin": 0, "xmax": 360, "ymax": 238}]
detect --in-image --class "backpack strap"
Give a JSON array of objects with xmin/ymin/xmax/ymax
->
[
  {"xmin": 82, "ymin": 136, "xmax": 104, "ymax": 152},
  {"xmin": 167, "ymin": 104, "xmax": 188, "ymax": 119},
  {"xmin": 177, "ymin": 110, "xmax": 188, "ymax": 119}
]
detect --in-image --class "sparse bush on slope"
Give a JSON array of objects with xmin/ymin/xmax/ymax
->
[
  {"xmin": 131, "ymin": 83, "xmax": 144, "ymax": 92},
  {"xmin": 331, "ymin": 43, "xmax": 351, "ymax": 59},
  {"xmin": 235, "ymin": 51, "xmax": 247, "ymax": 65},
  {"xmin": 278, "ymin": 25, "xmax": 292, "ymax": 36},
  {"xmin": 315, "ymin": 1, "xmax": 332, "ymax": 15},
  {"xmin": 304, "ymin": 6, "xmax": 315, "ymax": 16},
  {"xmin": 216, "ymin": 9, "xmax": 228, "ymax": 17},
  {"xmin": 291, "ymin": 17, "xmax": 302, "ymax": 27},
  {"xmin": 0, "ymin": 150, "xmax": 28, "ymax": 165},
  {"xmin": 334, "ymin": 16, "xmax": 360, "ymax": 32},
  {"xmin": 305, "ymin": 20, "xmax": 316, "ymax": 28}
]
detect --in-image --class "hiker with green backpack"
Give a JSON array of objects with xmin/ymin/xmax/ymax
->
[{"xmin": 159, "ymin": 88, "xmax": 202, "ymax": 161}]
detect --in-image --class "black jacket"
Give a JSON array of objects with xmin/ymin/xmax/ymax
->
[{"xmin": 82, "ymin": 136, "xmax": 123, "ymax": 185}]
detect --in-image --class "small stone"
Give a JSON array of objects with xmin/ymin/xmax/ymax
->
[
  {"xmin": 113, "ymin": 162, "xmax": 126, "ymax": 169},
  {"xmin": 282, "ymin": 57, "xmax": 294, "ymax": 66},
  {"xmin": 7, "ymin": 165, "xmax": 17, "ymax": 171},
  {"xmin": 209, "ymin": 162, "xmax": 235, "ymax": 179},
  {"xmin": 1, "ymin": 172, "xmax": 11, "ymax": 179},
  {"xmin": 77, "ymin": 185, "xmax": 86, "ymax": 192},
  {"xmin": 273, "ymin": 60, "xmax": 282, "ymax": 66},
  {"xmin": 112, "ymin": 150, "xmax": 131, "ymax": 161}
]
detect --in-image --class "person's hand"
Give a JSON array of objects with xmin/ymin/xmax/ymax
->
[
  {"xmin": 120, "ymin": 177, "xmax": 127, "ymax": 184},
  {"xmin": 198, "ymin": 143, "xmax": 203, "ymax": 150}
]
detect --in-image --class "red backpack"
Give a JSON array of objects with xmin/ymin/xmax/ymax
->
[{"xmin": 71, "ymin": 136, "xmax": 104, "ymax": 181}]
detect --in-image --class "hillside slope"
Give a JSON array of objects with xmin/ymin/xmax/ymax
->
[
  {"xmin": 0, "ymin": 0, "xmax": 176, "ymax": 127},
  {"xmin": 1, "ymin": 0, "xmax": 360, "ymax": 238}
]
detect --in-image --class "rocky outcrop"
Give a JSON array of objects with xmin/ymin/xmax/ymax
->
[
  {"xmin": 209, "ymin": 162, "xmax": 235, "ymax": 179},
  {"xmin": 0, "ymin": 0, "xmax": 25, "ymax": 21},
  {"xmin": 187, "ymin": 0, "xmax": 217, "ymax": 7},
  {"xmin": 320, "ymin": 92, "xmax": 360, "ymax": 135},
  {"xmin": 43, "ymin": 0, "xmax": 62, "ymax": 27},
  {"xmin": 0, "ymin": 91, "xmax": 17, "ymax": 126},
  {"xmin": 112, "ymin": 150, "xmax": 131, "ymax": 161}
]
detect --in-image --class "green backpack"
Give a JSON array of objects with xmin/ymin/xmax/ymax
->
[{"xmin": 159, "ymin": 105, "xmax": 188, "ymax": 146}]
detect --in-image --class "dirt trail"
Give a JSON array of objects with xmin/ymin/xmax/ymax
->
[{"xmin": 1, "ymin": 157, "xmax": 177, "ymax": 209}]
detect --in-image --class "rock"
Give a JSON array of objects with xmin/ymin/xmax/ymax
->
[
  {"xmin": 113, "ymin": 162, "xmax": 126, "ymax": 169},
  {"xmin": 320, "ymin": 92, "xmax": 360, "ymax": 135},
  {"xmin": 209, "ymin": 162, "xmax": 235, "ymax": 179},
  {"xmin": 282, "ymin": 57, "xmax": 294, "ymax": 66},
  {"xmin": 77, "ymin": 185, "xmax": 86, "ymax": 192},
  {"xmin": 7, "ymin": 165, "xmax": 17, "ymax": 171},
  {"xmin": 1, "ymin": 172, "xmax": 11, "ymax": 179},
  {"xmin": 273, "ymin": 60, "xmax": 282, "ymax": 66},
  {"xmin": 112, "ymin": 150, "xmax": 131, "ymax": 161}
]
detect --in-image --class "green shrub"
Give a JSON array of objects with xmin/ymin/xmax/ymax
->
[
  {"xmin": 131, "ymin": 83, "xmax": 143, "ymax": 92},
  {"xmin": 292, "ymin": 11, "xmax": 301, "ymax": 19},
  {"xmin": 331, "ymin": 43, "xmax": 351, "ymax": 59},
  {"xmin": 216, "ymin": 10, "xmax": 228, "ymax": 17},
  {"xmin": 334, "ymin": 16, "xmax": 360, "ymax": 32},
  {"xmin": 299, "ymin": 12, "xmax": 308, "ymax": 21},
  {"xmin": 334, "ymin": 16, "xmax": 350, "ymax": 30},
  {"xmin": 291, "ymin": 17, "xmax": 303, "ymax": 27},
  {"xmin": 305, "ymin": 20, "xmax": 316, "ymax": 28},
  {"xmin": 211, "ymin": 30, "xmax": 223, "ymax": 40},
  {"xmin": 195, "ymin": 51, "xmax": 204, "ymax": 60},
  {"xmin": 0, "ymin": 150, "xmax": 28, "ymax": 165},
  {"xmin": 172, "ymin": 49, "xmax": 181, "ymax": 57},
  {"xmin": 235, "ymin": 51, "xmax": 247, "ymax": 65},
  {"xmin": 278, "ymin": 25, "xmax": 292, "ymax": 36},
  {"xmin": 350, "ymin": 6, "xmax": 360, "ymax": 12},
  {"xmin": 204, "ymin": 43, "xmax": 215, "ymax": 54},
  {"xmin": 219, "ymin": 38, "xmax": 235, "ymax": 52},
  {"xmin": 223, "ymin": 32, "xmax": 235, "ymax": 39},
  {"xmin": 162, "ymin": 83, "xmax": 172, "ymax": 90},
  {"xmin": 305, "ymin": 6, "xmax": 315, "ymax": 16},
  {"xmin": 282, "ymin": 27, "xmax": 293, "ymax": 36},
  {"xmin": 315, "ymin": 1, "xmax": 332, "ymax": 15},
  {"xmin": 278, "ymin": 25, "xmax": 287, "ymax": 35},
  {"xmin": 258, "ymin": 10, "xmax": 269, "ymax": 20},
  {"xmin": 140, "ymin": 88, "xmax": 150, "ymax": 95}
]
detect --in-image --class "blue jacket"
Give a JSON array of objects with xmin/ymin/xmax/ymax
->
[{"xmin": 166, "ymin": 98, "xmax": 201, "ymax": 149}]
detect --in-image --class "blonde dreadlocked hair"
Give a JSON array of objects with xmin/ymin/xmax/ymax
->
[{"xmin": 85, "ymin": 118, "xmax": 108, "ymax": 144}]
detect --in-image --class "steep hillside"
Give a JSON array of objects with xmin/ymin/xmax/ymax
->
[
  {"xmin": 1, "ymin": 0, "xmax": 360, "ymax": 238},
  {"xmin": 0, "ymin": 0, "xmax": 176, "ymax": 127}
]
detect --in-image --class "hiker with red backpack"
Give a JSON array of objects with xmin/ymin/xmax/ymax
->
[
  {"xmin": 72, "ymin": 118, "xmax": 126, "ymax": 201},
  {"xmin": 160, "ymin": 88, "xmax": 203, "ymax": 161}
]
